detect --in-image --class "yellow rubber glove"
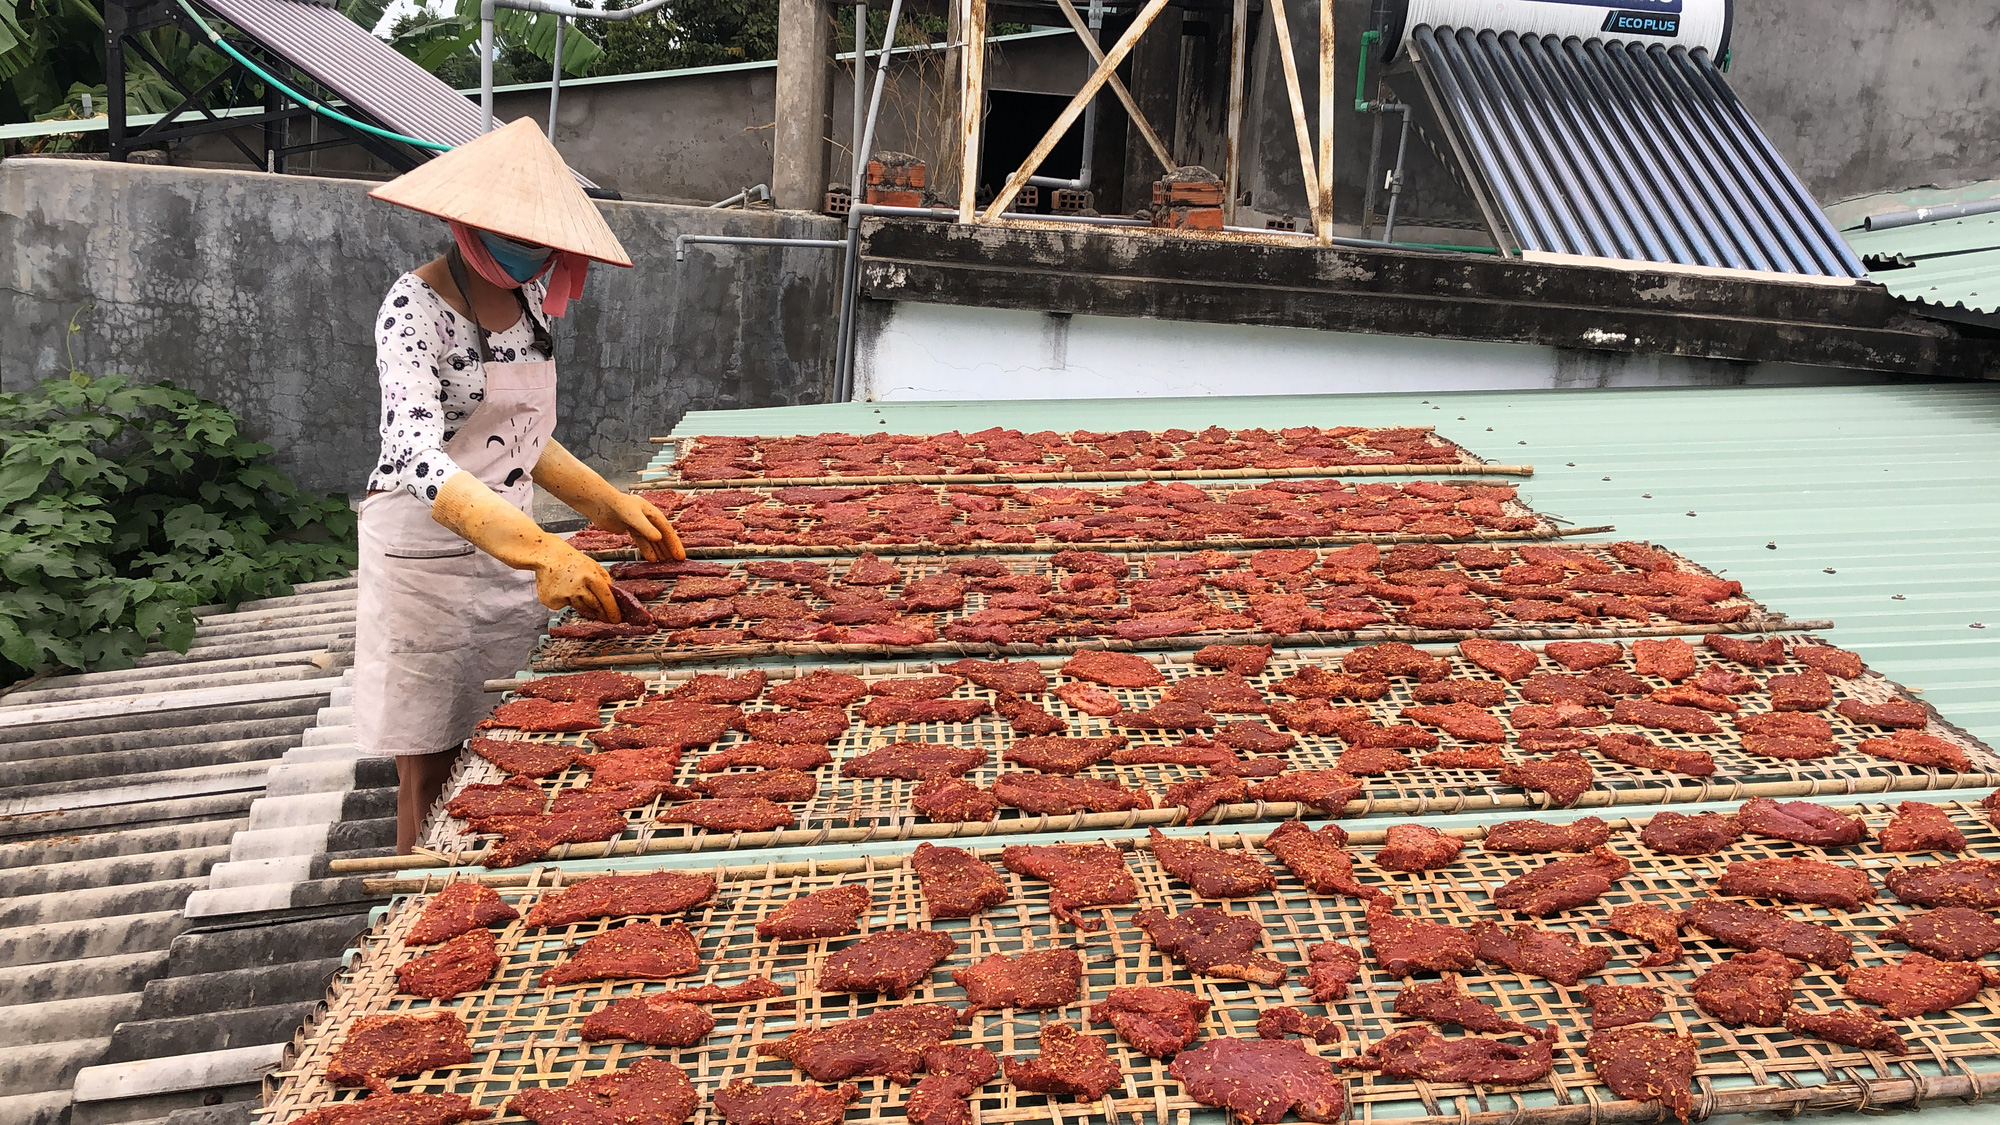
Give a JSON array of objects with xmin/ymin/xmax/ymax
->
[
  {"xmin": 533, "ymin": 440, "xmax": 686, "ymax": 563},
  {"xmin": 430, "ymin": 471, "xmax": 620, "ymax": 622}
]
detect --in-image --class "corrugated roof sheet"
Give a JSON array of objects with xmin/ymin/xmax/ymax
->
[
  {"xmin": 1406, "ymin": 27, "xmax": 1865, "ymax": 278},
  {"xmin": 666, "ymin": 381, "xmax": 2000, "ymax": 745},
  {"xmin": 1845, "ymin": 213, "xmax": 2000, "ymax": 320},
  {"xmin": 0, "ymin": 579, "xmax": 394, "ymax": 1125}
]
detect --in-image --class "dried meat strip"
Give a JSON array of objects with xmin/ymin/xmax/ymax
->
[
  {"xmin": 956, "ymin": 948, "xmax": 1083, "ymax": 1021},
  {"xmin": 1136, "ymin": 907, "xmax": 1286, "ymax": 984},
  {"xmin": 407, "ymin": 882, "xmax": 519, "ymax": 944},
  {"xmin": 757, "ymin": 884, "xmax": 871, "ymax": 941},
  {"xmin": 1147, "ymin": 827, "xmax": 1276, "ymax": 898}
]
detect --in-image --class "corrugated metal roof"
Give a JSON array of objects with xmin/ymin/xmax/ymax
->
[
  {"xmin": 1845, "ymin": 213, "xmax": 2000, "ymax": 320},
  {"xmin": 1406, "ymin": 27, "xmax": 1865, "ymax": 278},
  {"xmin": 0, "ymin": 579, "xmax": 395, "ymax": 1125},
  {"xmin": 667, "ymin": 380, "xmax": 2000, "ymax": 745}
]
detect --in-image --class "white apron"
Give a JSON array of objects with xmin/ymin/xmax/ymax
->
[{"xmin": 353, "ymin": 281, "xmax": 558, "ymax": 756}]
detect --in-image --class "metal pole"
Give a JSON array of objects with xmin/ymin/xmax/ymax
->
[
  {"xmin": 1383, "ymin": 104, "xmax": 1411, "ymax": 243},
  {"xmin": 851, "ymin": 1, "xmax": 867, "ymax": 190},
  {"xmin": 548, "ymin": 16, "xmax": 564, "ymax": 136},
  {"xmin": 835, "ymin": 0, "xmax": 905, "ymax": 402},
  {"xmin": 675, "ymin": 235, "xmax": 847, "ymax": 262},
  {"xmin": 480, "ymin": 0, "xmax": 495, "ymax": 132}
]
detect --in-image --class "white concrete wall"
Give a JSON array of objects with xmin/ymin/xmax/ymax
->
[{"xmin": 856, "ymin": 302, "xmax": 1879, "ymax": 402}]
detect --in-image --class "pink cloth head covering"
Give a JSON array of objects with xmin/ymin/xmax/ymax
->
[{"xmin": 450, "ymin": 221, "xmax": 590, "ymax": 318}]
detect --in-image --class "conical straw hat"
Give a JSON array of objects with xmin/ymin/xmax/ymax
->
[{"xmin": 370, "ymin": 117, "xmax": 631, "ymax": 267}]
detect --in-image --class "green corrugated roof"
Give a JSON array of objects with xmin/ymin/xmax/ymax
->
[
  {"xmin": 669, "ymin": 380, "xmax": 2000, "ymax": 746},
  {"xmin": 1844, "ymin": 213, "xmax": 2000, "ymax": 320}
]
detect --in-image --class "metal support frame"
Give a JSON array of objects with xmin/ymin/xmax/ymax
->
[
  {"xmin": 1223, "ymin": 0, "xmax": 1248, "ymax": 224},
  {"xmin": 548, "ymin": 16, "xmax": 565, "ymax": 136},
  {"xmin": 834, "ymin": 0, "xmax": 907, "ymax": 402},
  {"xmin": 481, "ymin": 0, "xmax": 677, "ymax": 133},
  {"xmin": 105, "ymin": 0, "xmax": 416, "ymax": 171}
]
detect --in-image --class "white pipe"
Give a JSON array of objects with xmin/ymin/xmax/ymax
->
[
  {"xmin": 1028, "ymin": 0, "xmax": 1104, "ymax": 194},
  {"xmin": 709, "ymin": 184, "xmax": 772, "ymax": 209},
  {"xmin": 547, "ymin": 16, "xmax": 564, "ymax": 136},
  {"xmin": 480, "ymin": 1, "xmax": 495, "ymax": 133}
]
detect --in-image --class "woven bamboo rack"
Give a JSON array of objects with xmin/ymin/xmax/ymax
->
[
  {"xmin": 579, "ymin": 478, "xmax": 1595, "ymax": 561},
  {"xmin": 534, "ymin": 542, "xmax": 1804, "ymax": 672},
  {"xmin": 639, "ymin": 428, "xmax": 1533, "ymax": 490},
  {"xmin": 328, "ymin": 635, "xmax": 2000, "ymax": 872},
  {"xmin": 278, "ymin": 800, "xmax": 2000, "ymax": 1125}
]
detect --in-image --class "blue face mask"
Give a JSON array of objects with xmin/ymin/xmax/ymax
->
[{"xmin": 478, "ymin": 230, "xmax": 554, "ymax": 282}]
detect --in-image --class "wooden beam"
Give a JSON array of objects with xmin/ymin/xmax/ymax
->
[
  {"xmin": 958, "ymin": 0, "xmax": 987, "ymax": 221},
  {"xmin": 1265, "ymin": 0, "xmax": 1322, "ymax": 236},
  {"xmin": 1053, "ymin": 0, "xmax": 1176, "ymax": 176},
  {"xmin": 981, "ymin": 0, "xmax": 1174, "ymax": 220},
  {"xmin": 1315, "ymin": 0, "xmax": 1335, "ymax": 242},
  {"xmin": 1224, "ymin": 0, "xmax": 1247, "ymax": 224}
]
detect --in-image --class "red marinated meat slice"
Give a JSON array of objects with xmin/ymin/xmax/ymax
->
[
  {"xmin": 1878, "ymin": 801, "xmax": 1967, "ymax": 853},
  {"xmin": 1247, "ymin": 770, "xmax": 1364, "ymax": 811},
  {"xmin": 1459, "ymin": 638, "xmax": 1538, "ymax": 681},
  {"xmin": 1768, "ymin": 670, "xmax": 1834, "ymax": 711},
  {"xmin": 1002, "ymin": 844, "xmax": 1138, "ymax": 931},
  {"xmin": 1003, "ymin": 735, "xmax": 1126, "ymax": 774},
  {"xmin": 858, "ymin": 697, "xmax": 993, "ymax": 725},
  {"xmin": 1089, "ymin": 986, "xmax": 1209, "ymax": 1059},
  {"xmin": 1736, "ymin": 711, "xmax": 1833, "ymax": 739},
  {"xmin": 1216, "ymin": 721, "xmax": 1296, "ymax": 753},
  {"xmin": 1343, "ymin": 642, "xmax": 1450, "ymax": 681},
  {"xmin": 940, "ymin": 658, "xmax": 1049, "ymax": 695},
  {"xmin": 1736, "ymin": 798, "xmax": 1868, "ymax": 846},
  {"xmin": 1631, "ymin": 638, "xmax": 1696, "ymax": 683},
  {"xmin": 912, "ymin": 842, "xmax": 1009, "ymax": 918},
  {"xmin": 1270, "ymin": 666, "xmax": 1389, "ymax": 701},
  {"xmin": 1482, "ymin": 817, "xmax": 1614, "ymax": 855},
  {"xmin": 1793, "ymin": 643, "xmax": 1865, "ymax": 679},
  {"xmin": 742, "ymin": 708, "xmax": 850, "ymax": 744},
  {"xmin": 1612, "ymin": 699, "xmax": 1721, "ymax": 734},
  {"xmin": 447, "ymin": 777, "xmax": 547, "ymax": 822},
  {"xmin": 770, "ymin": 671, "xmax": 870, "ymax": 709},
  {"xmin": 671, "ymin": 576, "xmax": 749, "ymax": 601},
  {"xmin": 1707, "ymin": 635, "xmax": 1787, "ymax": 668},
  {"xmin": 844, "ymin": 742, "xmax": 985, "ymax": 780},
  {"xmin": 1062, "ymin": 650, "xmax": 1163, "ymax": 687},
  {"xmin": 871, "ymin": 675, "xmax": 965, "ymax": 700},
  {"xmin": 1837, "ymin": 698, "xmax": 1930, "ymax": 729},
  {"xmin": 1650, "ymin": 685, "xmax": 1740, "ymax": 713},
  {"xmin": 1860, "ymin": 730, "xmax": 1971, "ymax": 771},
  {"xmin": 993, "ymin": 774, "xmax": 1152, "ymax": 815},
  {"xmin": 1544, "ymin": 642, "xmax": 1624, "ymax": 671},
  {"xmin": 841, "ymin": 553, "xmax": 903, "ymax": 586},
  {"xmin": 1499, "ymin": 752, "xmax": 1594, "ymax": 807},
  {"xmin": 1375, "ymin": 824, "xmax": 1463, "ymax": 872},
  {"xmin": 1401, "ymin": 702, "xmax": 1506, "ymax": 742},
  {"xmin": 540, "ymin": 921, "xmax": 704, "ymax": 987},
  {"xmin": 1147, "ymin": 827, "xmax": 1276, "ymax": 899},
  {"xmin": 911, "ymin": 778, "xmax": 999, "ymax": 823},
  {"xmin": 668, "ymin": 671, "xmax": 769, "ymax": 704},
  {"xmin": 1113, "ymin": 702, "xmax": 1216, "ymax": 731},
  {"xmin": 1409, "ymin": 679, "xmax": 1508, "ymax": 707},
  {"xmin": 482, "ymin": 698, "xmax": 604, "ymax": 733},
  {"xmin": 1193, "ymin": 644, "xmax": 1274, "ymax": 676},
  {"xmin": 658, "ymin": 798, "xmax": 796, "ymax": 832},
  {"xmin": 690, "ymin": 769, "xmax": 819, "ymax": 802},
  {"xmin": 1596, "ymin": 732, "xmax": 1716, "ymax": 776},
  {"xmin": 515, "ymin": 671, "xmax": 649, "ymax": 704},
  {"xmin": 1509, "ymin": 701, "xmax": 1608, "ymax": 729},
  {"xmin": 1002, "ymin": 1024, "xmax": 1121, "ymax": 1100},
  {"xmin": 1168, "ymin": 1038, "xmax": 1347, "ymax": 1124},
  {"xmin": 467, "ymin": 738, "xmax": 582, "ymax": 780}
]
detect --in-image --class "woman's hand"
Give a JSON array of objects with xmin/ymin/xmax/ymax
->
[
  {"xmin": 594, "ymin": 492, "xmax": 686, "ymax": 563},
  {"xmin": 533, "ymin": 542, "xmax": 620, "ymax": 621}
]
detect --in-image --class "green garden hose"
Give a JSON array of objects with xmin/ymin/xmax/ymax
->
[{"xmin": 175, "ymin": 0, "xmax": 454, "ymax": 153}]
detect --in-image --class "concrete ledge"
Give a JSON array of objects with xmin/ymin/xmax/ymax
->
[
  {"xmin": 300, "ymin": 725, "xmax": 354, "ymax": 748},
  {"xmin": 205, "ymin": 856, "xmax": 313, "ymax": 889},
  {"xmin": 72, "ymin": 1042, "xmax": 285, "ymax": 1102},
  {"xmin": 183, "ymin": 884, "xmax": 294, "ymax": 919},
  {"xmin": 280, "ymin": 744, "xmax": 359, "ymax": 764}
]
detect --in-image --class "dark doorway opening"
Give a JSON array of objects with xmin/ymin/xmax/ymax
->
[{"xmin": 980, "ymin": 90, "xmax": 1086, "ymax": 212}]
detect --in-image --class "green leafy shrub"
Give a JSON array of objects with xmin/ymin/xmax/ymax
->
[{"xmin": 0, "ymin": 370, "xmax": 357, "ymax": 685}]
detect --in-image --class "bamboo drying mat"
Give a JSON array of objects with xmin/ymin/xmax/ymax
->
[
  {"xmin": 276, "ymin": 801, "xmax": 2000, "ymax": 1125},
  {"xmin": 578, "ymin": 479, "xmax": 1592, "ymax": 560},
  {"xmin": 534, "ymin": 542, "xmax": 1802, "ymax": 671},
  {"xmin": 381, "ymin": 635, "xmax": 2000, "ymax": 869},
  {"xmin": 642, "ymin": 427, "xmax": 1528, "ymax": 488}
]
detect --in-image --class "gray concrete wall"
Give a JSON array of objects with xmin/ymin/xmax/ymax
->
[{"xmin": 0, "ymin": 158, "xmax": 842, "ymax": 496}]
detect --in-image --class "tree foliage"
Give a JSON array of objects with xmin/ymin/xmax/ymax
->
[{"xmin": 0, "ymin": 331, "xmax": 357, "ymax": 686}]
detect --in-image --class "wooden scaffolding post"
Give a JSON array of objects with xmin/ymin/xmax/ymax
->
[
  {"xmin": 1054, "ymin": 0, "xmax": 1177, "ymax": 175},
  {"xmin": 1316, "ymin": 0, "xmax": 1335, "ymax": 242},
  {"xmin": 1224, "ymin": 0, "xmax": 1248, "ymax": 225},
  {"xmin": 1266, "ymin": 0, "xmax": 1322, "ymax": 237},
  {"xmin": 980, "ymin": 0, "xmax": 1175, "ymax": 221},
  {"xmin": 958, "ymin": 0, "xmax": 988, "ymax": 221}
]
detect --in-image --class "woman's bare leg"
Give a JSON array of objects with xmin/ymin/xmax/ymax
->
[{"xmin": 396, "ymin": 749, "xmax": 459, "ymax": 854}]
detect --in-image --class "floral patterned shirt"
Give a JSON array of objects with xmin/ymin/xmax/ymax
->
[{"xmin": 368, "ymin": 272, "xmax": 549, "ymax": 500}]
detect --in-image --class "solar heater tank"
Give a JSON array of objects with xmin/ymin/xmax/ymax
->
[{"xmin": 1370, "ymin": 0, "xmax": 1732, "ymax": 60}]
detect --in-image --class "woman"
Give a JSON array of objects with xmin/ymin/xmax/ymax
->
[{"xmin": 357, "ymin": 118, "xmax": 681, "ymax": 853}]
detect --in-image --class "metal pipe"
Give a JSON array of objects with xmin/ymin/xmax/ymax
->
[
  {"xmin": 673, "ymin": 235, "xmax": 846, "ymax": 263},
  {"xmin": 1866, "ymin": 196, "xmax": 2000, "ymax": 231},
  {"xmin": 480, "ymin": 0, "xmax": 495, "ymax": 132},
  {"xmin": 858, "ymin": 202, "xmax": 1147, "ymax": 226},
  {"xmin": 1028, "ymin": 0, "xmax": 1105, "ymax": 194},
  {"xmin": 1361, "ymin": 100, "xmax": 1383, "ymax": 238},
  {"xmin": 1382, "ymin": 103, "xmax": 1410, "ymax": 243},
  {"xmin": 834, "ymin": 0, "xmax": 905, "ymax": 403},
  {"xmin": 547, "ymin": 16, "xmax": 564, "ymax": 136},
  {"xmin": 709, "ymin": 184, "xmax": 771, "ymax": 209},
  {"xmin": 1223, "ymin": 225, "xmax": 1500, "ymax": 254},
  {"xmin": 850, "ymin": 1, "xmax": 867, "ymax": 190}
]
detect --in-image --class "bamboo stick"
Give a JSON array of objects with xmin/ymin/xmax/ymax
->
[
  {"xmin": 1315, "ymin": 0, "xmax": 1335, "ymax": 242},
  {"xmin": 1266, "ymin": 0, "xmax": 1322, "ymax": 237},
  {"xmin": 635, "ymin": 462, "xmax": 1538, "ymax": 491},
  {"xmin": 957, "ymin": 0, "xmax": 986, "ymax": 221}
]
